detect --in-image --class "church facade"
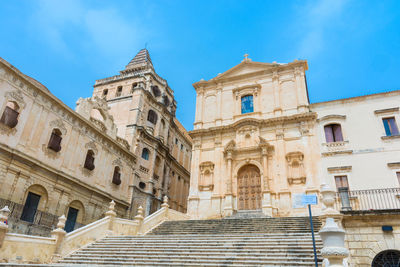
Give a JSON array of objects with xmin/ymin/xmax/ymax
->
[{"xmin": 188, "ymin": 55, "xmax": 400, "ymax": 222}]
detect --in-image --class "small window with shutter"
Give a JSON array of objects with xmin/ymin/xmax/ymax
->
[
  {"xmin": 334, "ymin": 175, "xmax": 349, "ymax": 190},
  {"xmin": 84, "ymin": 150, "xmax": 95, "ymax": 170},
  {"xmin": 0, "ymin": 101, "xmax": 20, "ymax": 128},
  {"xmin": 112, "ymin": 166, "xmax": 121, "ymax": 185},
  {"xmin": 48, "ymin": 129, "xmax": 62, "ymax": 152},
  {"xmin": 382, "ymin": 117, "xmax": 399, "ymax": 136},
  {"xmin": 324, "ymin": 124, "xmax": 343, "ymax": 143}
]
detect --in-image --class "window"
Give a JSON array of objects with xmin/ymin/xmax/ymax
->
[
  {"xmin": 175, "ymin": 138, "xmax": 178, "ymax": 144},
  {"xmin": 141, "ymin": 148, "xmax": 150, "ymax": 160},
  {"xmin": 84, "ymin": 150, "xmax": 95, "ymax": 170},
  {"xmin": 324, "ymin": 124, "xmax": 343, "ymax": 143},
  {"xmin": 112, "ymin": 166, "xmax": 121, "ymax": 185},
  {"xmin": 181, "ymin": 144, "xmax": 184, "ymax": 150},
  {"xmin": 0, "ymin": 101, "xmax": 19, "ymax": 128},
  {"xmin": 383, "ymin": 117, "xmax": 399, "ymax": 136},
  {"xmin": 241, "ymin": 95, "xmax": 254, "ymax": 114},
  {"xmin": 20, "ymin": 192, "xmax": 41, "ymax": 223},
  {"xmin": 163, "ymin": 95, "xmax": 170, "ymax": 106},
  {"xmin": 147, "ymin": 110, "xmax": 158, "ymax": 124},
  {"xmin": 65, "ymin": 207, "xmax": 79, "ymax": 233},
  {"xmin": 116, "ymin": 86, "xmax": 122, "ymax": 97},
  {"xmin": 151, "ymin": 85, "xmax": 161, "ymax": 97},
  {"xmin": 47, "ymin": 129, "xmax": 62, "ymax": 152},
  {"xmin": 139, "ymin": 182, "xmax": 146, "ymax": 189},
  {"xmin": 334, "ymin": 175, "xmax": 349, "ymax": 190},
  {"xmin": 102, "ymin": 89, "xmax": 108, "ymax": 97}
]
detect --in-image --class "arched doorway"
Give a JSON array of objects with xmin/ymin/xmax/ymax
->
[
  {"xmin": 372, "ymin": 250, "xmax": 400, "ymax": 267},
  {"xmin": 237, "ymin": 164, "xmax": 262, "ymax": 210}
]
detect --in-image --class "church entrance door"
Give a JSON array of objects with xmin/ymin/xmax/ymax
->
[{"xmin": 237, "ymin": 164, "xmax": 262, "ymax": 210}]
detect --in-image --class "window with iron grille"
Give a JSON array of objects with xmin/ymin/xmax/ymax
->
[
  {"xmin": 0, "ymin": 103, "xmax": 19, "ymax": 128},
  {"xmin": 47, "ymin": 129, "xmax": 62, "ymax": 152},
  {"xmin": 112, "ymin": 166, "xmax": 121, "ymax": 185},
  {"xmin": 84, "ymin": 150, "xmax": 95, "ymax": 170}
]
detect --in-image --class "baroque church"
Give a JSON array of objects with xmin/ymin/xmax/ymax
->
[{"xmin": 0, "ymin": 51, "xmax": 400, "ymax": 266}]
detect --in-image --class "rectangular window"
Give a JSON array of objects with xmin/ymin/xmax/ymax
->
[
  {"xmin": 334, "ymin": 175, "xmax": 349, "ymax": 190},
  {"xmin": 241, "ymin": 95, "xmax": 254, "ymax": 114},
  {"xmin": 20, "ymin": 192, "xmax": 41, "ymax": 223},
  {"xmin": 383, "ymin": 117, "xmax": 399, "ymax": 136},
  {"xmin": 175, "ymin": 138, "xmax": 178, "ymax": 144},
  {"xmin": 65, "ymin": 207, "xmax": 79, "ymax": 233}
]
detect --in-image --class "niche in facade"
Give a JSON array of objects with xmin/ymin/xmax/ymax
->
[
  {"xmin": 199, "ymin": 161, "xmax": 215, "ymax": 191},
  {"xmin": 286, "ymin": 152, "xmax": 306, "ymax": 185}
]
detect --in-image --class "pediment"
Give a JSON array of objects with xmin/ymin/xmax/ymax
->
[{"xmin": 211, "ymin": 61, "xmax": 276, "ymax": 81}]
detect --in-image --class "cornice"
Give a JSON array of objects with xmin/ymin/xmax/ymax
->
[
  {"xmin": 189, "ymin": 112, "xmax": 317, "ymax": 138},
  {"xmin": 0, "ymin": 58, "xmax": 137, "ymax": 165},
  {"xmin": 317, "ymin": 114, "xmax": 346, "ymax": 123}
]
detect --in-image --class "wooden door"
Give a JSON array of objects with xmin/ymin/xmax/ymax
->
[{"xmin": 237, "ymin": 165, "xmax": 261, "ymax": 210}]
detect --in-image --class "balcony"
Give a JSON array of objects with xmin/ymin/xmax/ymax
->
[{"xmin": 335, "ymin": 187, "xmax": 400, "ymax": 214}]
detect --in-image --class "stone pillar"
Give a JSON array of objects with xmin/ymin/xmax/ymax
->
[
  {"xmin": 51, "ymin": 215, "xmax": 67, "ymax": 262},
  {"xmin": 223, "ymin": 152, "xmax": 233, "ymax": 216},
  {"xmin": 105, "ymin": 200, "xmax": 117, "ymax": 233},
  {"xmin": 0, "ymin": 206, "xmax": 10, "ymax": 248},
  {"xmin": 319, "ymin": 184, "xmax": 348, "ymax": 266},
  {"xmin": 261, "ymin": 148, "xmax": 272, "ymax": 216},
  {"xmin": 319, "ymin": 218, "xmax": 349, "ymax": 267},
  {"xmin": 134, "ymin": 206, "xmax": 144, "ymax": 235},
  {"xmin": 272, "ymin": 71, "xmax": 281, "ymax": 115}
]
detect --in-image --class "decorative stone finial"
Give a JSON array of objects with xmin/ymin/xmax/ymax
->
[
  {"xmin": 161, "ymin": 196, "xmax": 169, "ymax": 208},
  {"xmin": 137, "ymin": 206, "xmax": 144, "ymax": 217},
  {"xmin": 108, "ymin": 200, "xmax": 115, "ymax": 212},
  {"xmin": 320, "ymin": 184, "xmax": 340, "ymax": 215},
  {"xmin": 56, "ymin": 215, "xmax": 66, "ymax": 230},
  {"xmin": 242, "ymin": 53, "xmax": 252, "ymax": 62}
]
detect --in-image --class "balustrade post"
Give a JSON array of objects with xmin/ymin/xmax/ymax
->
[
  {"xmin": 105, "ymin": 200, "xmax": 117, "ymax": 234},
  {"xmin": 161, "ymin": 196, "xmax": 169, "ymax": 219},
  {"xmin": 133, "ymin": 206, "xmax": 144, "ymax": 235},
  {"xmin": 51, "ymin": 215, "xmax": 67, "ymax": 262},
  {"xmin": 0, "ymin": 206, "xmax": 10, "ymax": 248}
]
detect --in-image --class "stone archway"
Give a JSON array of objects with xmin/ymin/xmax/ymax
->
[{"xmin": 237, "ymin": 164, "xmax": 262, "ymax": 210}]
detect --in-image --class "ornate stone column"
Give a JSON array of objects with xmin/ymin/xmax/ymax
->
[
  {"xmin": 223, "ymin": 151, "xmax": 234, "ymax": 216},
  {"xmin": 260, "ymin": 145, "xmax": 272, "ymax": 216}
]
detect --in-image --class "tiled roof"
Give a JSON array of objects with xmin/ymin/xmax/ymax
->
[{"xmin": 126, "ymin": 49, "xmax": 153, "ymax": 69}]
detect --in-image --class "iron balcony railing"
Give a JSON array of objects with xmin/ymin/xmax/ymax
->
[{"xmin": 335, "ymin": 187, "xmax": 400, "ymax": 213}]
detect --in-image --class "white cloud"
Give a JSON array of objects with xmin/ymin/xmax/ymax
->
[
  {"xmin": 295, "ymin": 0, "xmax": 348, "ymax": 59},
  {"xmin": 29, "ymin": 0, "xmax": 145, "ymax": 61}
]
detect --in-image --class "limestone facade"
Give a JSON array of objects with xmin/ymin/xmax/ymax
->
[
  {"xmin": 0, "ymin": 49, "xmax": 191, "ymax": 236},
  {"xmin": 188, "ymin": 56, "xmax": 322, "ymax": 219}
]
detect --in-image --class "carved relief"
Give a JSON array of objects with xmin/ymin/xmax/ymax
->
[
  {"xmin": 5, "ymin": 90, "xmax": 26, "ymax": 109},
  {"xmin": 85, "ymin": 140, "xmax": 98, "ymax": 154},
  {"xmin": 199, "ymin": 161, "xmax": 215, "ymax": 191},
  {"xmin": 286, "ymin": 152, "xmax": 306, "ymax": 185},
  {"xmin": 49, "ymin": 119, "xmax": 67, "ymax": 135}
]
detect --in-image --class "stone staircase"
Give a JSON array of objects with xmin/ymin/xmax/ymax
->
[{"xmin": 59, "ymin": 216, "xmax": 323, "ymax": 266}]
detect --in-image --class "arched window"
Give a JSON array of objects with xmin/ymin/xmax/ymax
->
[
  {"xmin": 241, "ymin": 95, "xmax": 254, "ymax": 114},
  {"xmin": 147, "ymin": 110, "xmax": 158, "ymax": 124},
  {"xmin": 141, "ymin": 148, "xmax": 150, "ymax": 160},
  {"xmin": 47, "ymin": 129, "xmax": 62, "ymax": 152},
  {"xmin": 131, "ymin": 83, "xmax": 138, "ymax": 93},
  {"xmin": 151, "ymin": 85, "xmax": 161, "ymax": 97},
  {"xmin": 116, "ymin": 86, "xmax": 122, "ymax": 97},
  {"xmin": 372, "ymin": 250, "xmax": 400, "ymax": 267},
  {"xmin": 324, "ymin": 124, "xmax": 343, "ymax": 143},
  {"xmin": 0, "ymin": 101, "xmax": 19, "ymax": 128},
  {"xmin": 112, "ymin": 166, "xmax": 121, "ymax": 185},
  {"xmin": 163, "ymin": 95, "xmax": 170, "ymax": 106},
  {"xmin": 102, "ymin": 89, "xmax": 108, "ymax": 97},
  {"xmin": 84, "ymin": 150, "xmax": 95, "ymax": 170}
]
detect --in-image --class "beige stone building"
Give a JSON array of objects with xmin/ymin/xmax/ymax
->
[
  {"xmin": 188, "ymin": 55, "xmax": 322, "ymax": 219},
  {"xmin": 0, "ymin": 49, "xmax": 191, "ymax": 236}
]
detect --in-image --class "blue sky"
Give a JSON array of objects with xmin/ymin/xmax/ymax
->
[{"xmin": 1, "ymin": 0, "xmax": 399, "ymax": 130}]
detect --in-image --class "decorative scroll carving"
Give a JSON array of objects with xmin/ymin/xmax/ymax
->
[
  {"xmin": 49, "ymin": 119, "xmax": 67, "ymax": 135},
  {"xmin": 112, "ymin": 158, "xmax": 123, "ymax": 167},
  {"xmin": 85, "ymin": 140, "xmax": 98, "ymax": 154},
  {"xmin": 199, "ymin": 161, "xmax": 215, "ymax": 191},
  {"xmin": 286, "ymin": 152, "xmax": 306, "ymax": 185},
  {"xmin": 5, "ymin": 90, "xmax": 26, "ymax": 109}
]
